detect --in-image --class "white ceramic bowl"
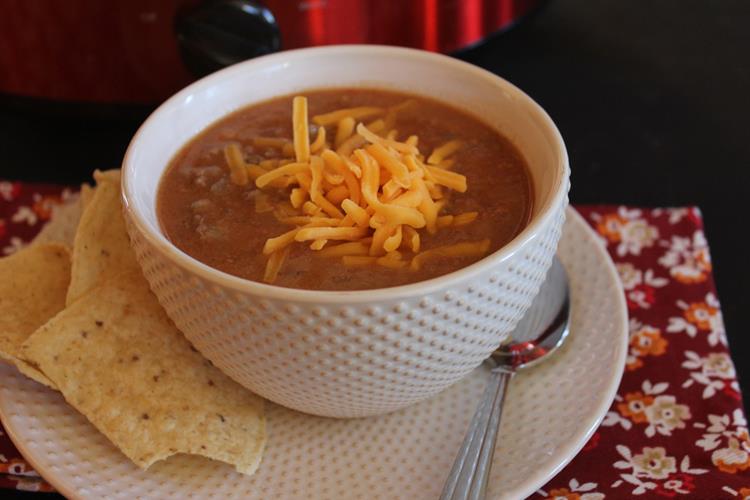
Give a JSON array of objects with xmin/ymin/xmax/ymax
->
[{"xmin": 122, "ymin": 45, "xmax": 569, "ymax": 418}]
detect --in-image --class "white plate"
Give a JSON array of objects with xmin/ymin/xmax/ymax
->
[{"xmin": 0, "ymin": 208, "xmax": 627, "ymax": 500}]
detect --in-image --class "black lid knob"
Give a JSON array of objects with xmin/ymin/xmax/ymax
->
[{"xmin": 176, "ymin": 0, "xmax": 281, "ymax": 78}]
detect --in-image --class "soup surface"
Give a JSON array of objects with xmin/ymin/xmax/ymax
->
[{"xmin": 157, "ymin": 89, "xmax": 532, "ymax": 290}]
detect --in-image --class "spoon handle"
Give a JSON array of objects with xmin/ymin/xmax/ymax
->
[{"xmin": 440, "ymin": 368, "xmax": 513, "ymax": 500}]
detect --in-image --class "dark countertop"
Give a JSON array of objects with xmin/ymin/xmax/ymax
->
[{"xmin": 1, "ymin": 0, "xmax": 747, "ymax": 497}]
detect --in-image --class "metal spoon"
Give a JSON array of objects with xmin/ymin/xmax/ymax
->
[{"xmin": 440, "ymin": 257, "xmax": 571, "ymax": 500}]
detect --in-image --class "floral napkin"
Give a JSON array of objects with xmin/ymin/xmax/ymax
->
[
  {"xmin": 536, "ymin": 206, "xmax": 748, "ymax": 499},
  {"xmin": 1, "ymin": 182, "xmax": 748, "ymax": 498}
]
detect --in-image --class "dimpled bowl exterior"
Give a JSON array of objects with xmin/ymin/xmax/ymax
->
[
  {"xmin": 122, "ymin": 46, "xmax": 570, "ymax": 418},
  {"xmin": 125, "ymin": 208, "xmax": 564, "ymax": 418}
]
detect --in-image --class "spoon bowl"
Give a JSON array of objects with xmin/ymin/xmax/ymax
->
[{"xmin": 490, "ymin": 258, "xmax": 570, "ymax": 371}]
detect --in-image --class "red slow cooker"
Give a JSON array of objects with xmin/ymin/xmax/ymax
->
[{"xmin": 0, "ymin": 0, "xmax": 543, "ymax": 104}]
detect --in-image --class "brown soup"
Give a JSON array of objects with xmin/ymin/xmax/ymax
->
[{"xmin": 157, "ymin": 88, "xmax": 532, "ymax": 290}]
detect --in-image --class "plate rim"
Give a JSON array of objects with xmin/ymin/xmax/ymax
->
[{"xmin": 0, "ymin": 206, "xmax": 628, "ymax": 500}]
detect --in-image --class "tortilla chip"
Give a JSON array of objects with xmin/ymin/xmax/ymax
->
[
  {"xmin": 0, "ymin": 243, "xmax": 70, "ymax": 388},
  {"xmin": 32, "ymin": 183, "xmax": 94, "ymax": 250},
  {"xmin": 80, "ymin": 183, "xmax": 95, "ymax": 208},
  {"xmin": 67, "ymin": 169, "xmax": 140, "ymax": 305},
  {"xmin": 22, "ymin": 270, "xmax": 266, "ymax": 475},
  {"xmin": 14, "ymin": 361, "xmax": 56, "ymax": 388},
  {"xmin": 93, "ymin": 168, "xmax": 122, "ymax": 186},
  {"xmin": 32, "ymin": 198, "xmax": 80, "ymax": 249}
]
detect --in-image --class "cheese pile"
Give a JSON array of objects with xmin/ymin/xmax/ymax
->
[{"xmin": 224, "ymin": 96, "xmax": 490, "ymax": 283}]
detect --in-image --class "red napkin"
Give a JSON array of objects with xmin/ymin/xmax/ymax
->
[
  {"xmin": 537, "ymin": 206, "xmax": 749, "ymax": 500},
  {"xmin": 1, "ymin": 182, "xmax": 748, "ymax": 498}
]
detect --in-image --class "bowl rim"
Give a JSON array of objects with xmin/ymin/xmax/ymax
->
[{"xmin": 122, "ymin": 44, "xmax": 569, "ymax": 304}]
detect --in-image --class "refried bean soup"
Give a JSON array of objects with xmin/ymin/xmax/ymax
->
[{"xmin": 157, "ymin": 88, "xmax": 533, "ymax": 291}]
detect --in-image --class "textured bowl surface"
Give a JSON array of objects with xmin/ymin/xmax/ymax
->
[
  {"xmin": 122, "ymin": 45, "xmax": 570, "ymax": 417},
  {"xmin": 0, "ymin": 209, "xmax": 628, "ymax": 500}
]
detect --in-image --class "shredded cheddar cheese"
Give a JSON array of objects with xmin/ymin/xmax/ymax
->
[
  {"xmin": 313, "ymin": 106, "xmax": 383, "ymax": 126},
  {"xmin": 292, "ymin": 96, "xmax": 310, "ymax": 162},
  {"xmin": 224, "ymin": 96, "xmax": 488, "ymax": 283}
]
